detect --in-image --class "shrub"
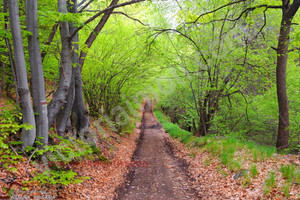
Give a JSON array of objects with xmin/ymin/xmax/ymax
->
[{"xmin": 0, "ymin": 108, "xmax": 33, "ymax": 172}]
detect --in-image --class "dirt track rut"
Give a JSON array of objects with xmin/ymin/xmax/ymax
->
[{"xmin": 115, "ymin": 100, "xmax": 200, "ymax": 200}]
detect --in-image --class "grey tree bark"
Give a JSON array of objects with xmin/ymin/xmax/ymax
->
[
  {"xmin": 26, "ymin": 0, "xmax": 48, "ymax": 146},
  {"xmin": 57, "ymin": 0, "xmax": 89, "ymax": 138},
  {"xmin": 8, "ymin": 0, "xmax": 36, "ymax": 147},
  {"xmin": 47, "ymin": 0, "xmax": 73, "ymax": 129},
  {"xmin": 72, "ymin": 66, "xmax": 90, "ymax": 139},
  {"xmin": 3, "ymin": 0, "xmax": 18, "ymax": 105}
]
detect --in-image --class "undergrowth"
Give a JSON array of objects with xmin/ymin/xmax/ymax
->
[
  {"xmin": 155, "ymin": 110, "xmax": 276, "ymax": 169},
  {"xmin": 155, "ymin": 109, "xmax": 300, "ymax": 197}
]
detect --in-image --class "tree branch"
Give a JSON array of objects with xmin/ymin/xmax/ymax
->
[
  {"xmin": 189, "ymin": 4, "xmax": 282, "ymax": 26},
  {"xmin": 288, "ymin": 47, "xmax": 300, "ymax": 52},
  {"xmin": 189, "ymin": 0, "xmax": 247, "ymax": 24},
  {"xmin": 70, "ymin": 0, "xmax": 145, "ymax": 40},
  {"xmin": 152, "ymin": 28, "xmax": 208, "ymax": 65},
  {"xmin": 78, "ymin": 0, "xmax": 94, "ymax": 13},
  {"xmin": 41, "ymin": 23, "xmax": 58, "ymax": 62},
  {"xmin": 111, "ymin": 11, "xmax": 148, "ymax": 26}
]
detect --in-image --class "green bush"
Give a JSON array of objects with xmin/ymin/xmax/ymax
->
[
  {"xmin": 0, "ymin": 108, "xmax": 33, "ymax": 172},
  {"xmin": 31, "ymin": 169, "xmax": 89, "ymax": 186}
]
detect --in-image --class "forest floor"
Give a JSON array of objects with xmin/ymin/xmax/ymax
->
[
  {"xmin": 114, "ymin": 101, "xmax": 300, "ymax": 200},
  {"xmin": 1, "ymin": 97, "xmax": 299, "ymax": 199}
]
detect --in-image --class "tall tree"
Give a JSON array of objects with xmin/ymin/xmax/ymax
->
[
  {"xmin": 8, "ymin": 0, "xmax": 36, "ymax": 147},
  {"xmin": 47, "ymin": 0, "xmax": 73, "ymax": 129},
  {"xmin": 56, "ymin": 0, "xmax": 90, "ymax": 138},
  {"xmin": 25, "ymin": 0, "xmax": 48, "ymax": 145},
  {"xmin": 275, "ymin": 0, "xmax": 300, "ymax": 149}
]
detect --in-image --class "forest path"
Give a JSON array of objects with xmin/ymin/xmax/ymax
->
[{"xmin": 115, "ymin": 100, "xmax": 200, "ymax": 200}]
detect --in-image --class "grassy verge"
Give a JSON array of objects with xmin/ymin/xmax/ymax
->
[
  {"xmin": 155, "ymin": 110, "xmax": 300, "ymax": 197},
  {"xmin": 155, "ymin": 110, "xmax": 276, "ymax": 163}
]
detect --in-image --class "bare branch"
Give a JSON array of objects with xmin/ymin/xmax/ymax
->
[
  {"xmin": 255, "ymin": 7, "xmax": 267, "ymax": 39},
  {"xmin": 189, "ymin": 0, "xmax": 247, "ymax": 24},
  {"xmin": 226, "ymin": 4, "xmax": 281, "ymax": 22},
  {"xmin": 288, "ymin": 47, "xmax": 300, "ymax": 52},
  {"xmin": 41, "ymin": 23, "xmax": 58, "ymax": 62},
  {"xmin": 111, "ymin": 11, "xmax": 148, "ymax": 26},
  {"xmin": 152, "ymin": 28, "xmax": 208, "ymax": 65},
  {"xmin": 70, "ymin": 0, "xmax": 145, "ymax": 40},
  {"xmin": 189, "ymin": 4, "xmax": 282, "ymax": 26},
  {"xmin": 78, "ymin": 0, "xmax": 94, "ymax": 13},
  {"xmin": 20, "ymin": 148, "xmax": 38, "ymax": 179}
]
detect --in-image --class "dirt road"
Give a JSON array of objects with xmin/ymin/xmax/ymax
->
[{"xmin": 115, "ymin": 100, "xmax": 199, "ymax": 200}]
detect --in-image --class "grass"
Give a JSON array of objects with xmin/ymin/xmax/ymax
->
[
  {"xmin": 250, "ymin": 164, "xmax": 259, "ymax": 178},
  {"xmin": 155, "ymin": 110, "xmax": 277, "ymax": 169},
  {"xmin": 282, "ymin": 182, "xmax": 291, "ymax": 198},
  {"xmin": 279, "ymin": 164, "xmax": 299, "ymax": 197},
  {"xmin": 241, "ymin": 172, "xmax": 251, "ymax": 187},
  {"xmin": 155, "ymin": 109, "xmax": 300, "ymax": 196},
  {"xmin": 264, "ymin": 171, "xmax": 277, "ymax": 195},
  {"xmin": 280, "ymin": 164, "xmax": 295, "ymax": 183},
  {"xmin": 295, "ymin": 170, "xmax": 300, "ymax": 185},
  {"xmin": 154, "ymin": 110, "xmax": 192, "ymax": 140},
  {"xmin": 203, "ymin": 157, "xmax": 211, "ymax": 166}
]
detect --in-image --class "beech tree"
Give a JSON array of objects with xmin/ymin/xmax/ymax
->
[
  {"xmin": 4, "ymin": 0, "xmax": 145, "ymax": 147},
  {"xmin": 25, "ymin": 0, "xmax": 48, "ymax": 146},
  {"xmin": 8, "ymin": 0, "xmax": 36, "ymax": 147}
]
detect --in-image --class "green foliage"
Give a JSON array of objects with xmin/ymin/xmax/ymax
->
[
  {"xmin": 90, "ymin": 143, "xmax": 109, "ymax": 162},
  {"xmin": 0, "ymin": 107, "xmax": 33, "ymax": 172},
  {"xmin": 28, "ymin": 134, "xmax": 95, "ymax": 186},
  {"xmin": 216, "ymin": 165, "xmax": 228, "ymax": 177},
  {"xmin": 280, "ymin": 164, "xmax": 296, "ymax": 183},
  {"xmin": 149, "ymin": 0, "xmax": 299, "ymax": 152},
  {"xmin": 203, "ymin": 157, "xmax": 211, "ymax": 166},
  {"xmin": 282, "ymin": 182, "xmax": 291, "ymax": 198},
  {"xmin": 31, "ymin": 169, "xmax": 89, "ymax": 186},
  {"xmin": 250, "ymin": 164, "xmax": 259, "ymax": 178},
  {"xmin": 155, "ymin": 110, "xmax": 277, "ymax": 174},
  {"xmin": 34, "ymin": 134, "xmax": 93, "ymax": 167},
  {"xmin": 264, "ymin": 171, "xmax": 277, "ymax": 195},
  {"xmin": 295, "ymin": 170, "xmax": 300, "ymax": 185},
  {"xmin": 279, "ymin": 163, "xmax": 299, "ymax": 198},
  {"xmin": 154, "ymin": 110, "xmax": 192, "ymax": 140},
  {"xmin": 241, "ymin": 172, "xmax": 251, "ymax": 187}
]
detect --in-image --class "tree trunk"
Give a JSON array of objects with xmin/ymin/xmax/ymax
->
[
  {"xmin": 276, "ymin": 0, "xmax": 300, "ymax": 149},
  {"xmin": 0, "ymin": 62, "xmax": 5, "ymax": 94},
  {"xmin": 70, "ymin": 0, "xmax": 89, "ymax": 138},
  {"xmin": 56, "ymin": 0, "xmax": 89, "ymax": 138},
  {"xmin": 8, "ymin": 0, "xmax": 36, "ymax": 147},
  {"xmin": 56, "ymin": 70, "xmax": 75, "ymax": 136},
  {"xmin": 47, "ymin": 0, "xmax": 73, "ymax": 129},
  {"xmin": 72, "ymin": 66, "xmax": 90, "ymax": 139},
  {"xmin": 3, "ymin": 0, "xmax": 18, "ymax": 105},
  {"xmin": 26, "ymin": 0, "xmax": 48, "ymax": 146}
]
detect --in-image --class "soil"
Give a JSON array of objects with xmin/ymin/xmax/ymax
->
[{"xmin": 115, "ymin": 100, "xmax": 200, "ymax": 200}]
